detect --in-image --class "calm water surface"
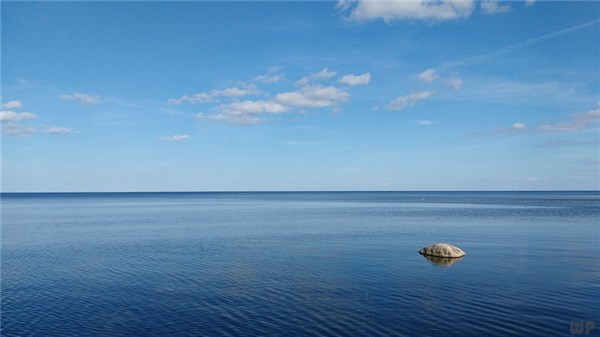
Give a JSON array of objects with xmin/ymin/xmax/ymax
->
[{"xmin": 2, "ymin": 192, "xmax": 599, "ymax": 336}]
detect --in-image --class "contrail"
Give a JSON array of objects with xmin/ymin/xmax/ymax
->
[{"xmin": 439, "ymin": 19, "xmax": 600, "ymax": 70}]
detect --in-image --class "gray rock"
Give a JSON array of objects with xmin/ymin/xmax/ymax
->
[{"xmin": 419, "ymin": 243, "xmax": 465, "ymax": 258}]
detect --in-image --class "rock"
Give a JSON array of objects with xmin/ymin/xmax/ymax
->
[
  {"xmin": 419, "ymin": 243, "xmax": 465, "ymax": 258},
  {"xmin": 422, "ymin": 254, "xmax": 464, "ymax": 267}
]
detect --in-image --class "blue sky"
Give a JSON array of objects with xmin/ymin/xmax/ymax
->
[{"xmin": 1, "ymin": 1, "xmax": 599, "ymax": 192}]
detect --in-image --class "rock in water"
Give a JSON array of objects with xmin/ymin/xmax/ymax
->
[{"xmin": 419, "ymin": 243, "xmax": 465, "ymax": 258}]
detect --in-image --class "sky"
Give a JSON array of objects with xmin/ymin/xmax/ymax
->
[{"xmin": 1, "ymin": 1, "xmax": 599, "ymax": 192}]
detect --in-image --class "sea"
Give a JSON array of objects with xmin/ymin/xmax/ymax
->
[{"xmin": 1, "ymin": 191, "xmax": 599, "ymax": 336}]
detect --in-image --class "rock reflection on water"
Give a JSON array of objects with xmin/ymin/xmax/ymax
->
[{"xmin": 421, "ymin": 254, "xmax": 464, "ymax": 267}]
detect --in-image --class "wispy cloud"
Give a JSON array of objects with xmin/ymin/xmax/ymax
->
[
  {"xmin": 480, "ymin": 0, "xmax": 511, "ymax": 14},
  {"xmin": 0, "ymin": 110, "xmax": 38, "ymax": 122},
  {"xmin": 46, "ymin": 126, "xmax": 79, "ymax": 135},
  {"xmin": 537, "ymin": 106, "xmax": 600, "ymax": 132},
  {"xmin": 440, "ymin": 19, "xmax": 600, "ymax": 70},
  {"xmin": 296, "ymin": 68, "xmax": 338, "ymax": 86},
  {"xmin": 418, "ymin": 69, "xmax": 437, "ymax": 83},
  {"xmin": 168, "ymin": 83, "xmax": 260, "ymax": 105},
  {"xmin": 536, "ymin": 139, "xmax": 600, "ymax": 148},
  {"xmin": 2, "ymin": 100, "xmax": 23, "ymax": 109},
  {"xmin": 339, "ymin": 0, "xmax": 475, "ymax": 22},
  {"xmin": 158, "ymin": 134, "xmax": 190, "ymax": 142},
  {"xmin": 59, "ymin": 93, "xmax": 100, "ymax": 105},
  {"xmin": 339, "ymin": 72, "xmax": 371, "ymax": 86},
  {"xmin": 1, "ymin": 123, "xmax": 36, "ymax": 137},
  {"xmin": 386, "ymin": 91, "xmax": 434, "ymax": 111},
  {"xmin": 416, "ymin": 120, "xmax": 435, "ymax": 126},
  {"xmin": 445, "ymin": 76, "xmax": 463, "ymax": 90},
  {"xmin": 524, "ymin": 0, "xmax": 536, "ymax": 7}
]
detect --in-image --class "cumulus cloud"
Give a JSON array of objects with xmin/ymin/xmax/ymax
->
[
  {"xmin": 0, "ymin": 110, "xmax": 38, "ymax": 122},
  {"xmin": 158, "ymin": 134, "xmax": 190, "ymax": 142},
  {"xmin": 341, "ymin": 0, "xmax": 475, "ymax": 22},
  {"xmin": 2, "ymin": 123, "xmax": 36, "ymax": 137},
  {"xmin": 480, "ymin": 0, "xmax": 511, "ymax": 14},
  {"xmin": 538, "ymin": 107, "xmax": 600, "ymax": 132},
  {"xmin": 196, "ymin": 100, "xmax": 287, "ymax": 125},
  {"xmin": 296, "ymin": 69, "xmax": 337, "ymax": 86},
  {"xmin": 386, "ymin": 91, "xmax": 434, "ymax": 110},
  {"xmin": 59, "ymin": 93, "xmax": 100, "ymax": 105},
  {"xmin": 2, "ymin": 100, "xmax": 23, "ymax": 109},
  {"xmin": 277, "ymin": 85, "xmax": 349, "ymax": 108},
  {"xmin": 168, "ymin": 84, "xmax": 260, "ymax": 105},
  {"xmin": 339, "ymin": 72, "xmax": 371, "ymax": 86},
  {"xmin": 418, "ymin": 69, "xmax": 437, "ymax": 83},
  {"xmin": 46, "ymin": 127, "xmax": 78, "ymax": 135}
]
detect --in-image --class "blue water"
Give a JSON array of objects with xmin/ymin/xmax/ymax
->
[{"xmin": 2, "ymin": 192, "xmax": 599, "ymax": 336}]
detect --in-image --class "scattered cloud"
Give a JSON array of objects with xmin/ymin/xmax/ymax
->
[
  {"xmin": 386, "ymin": 91, "xmax": 434, "ymax": 111},
  {"xmin": 416, "ymin": 120, "xmax": 434, "ymax": 125},
  {"xmin": 254, "ymin": 74, "xmax": 282, "ymax": 83},
  {"xmin": 296, "ymin": 68, "xmax": 337, "ymax": 86},
  {"xmin": 220, "ymin": 100, "xmax": 288, "ymax": 115},
  {"xmin": 158, "ymin": 134, "xmax": 190, "ymax": 142},
  {"xmin": 168, "ymin": 83, "xmax": 260, "ymax": 105},
  {"xmin": 2, "ymin": 123, "xmax": 36, "ymax": 137},
  {"xmin": 480, "ymin": 0, "xmax": 511, "ymax": 14},
  {"xmin": 2, "ymin": 100, "xmax": 23, "ymax": 109},
  {"xmin": 512, "ymin": 122, "xmax": 526, "ymax": 130},
  {"xmin": 196, "ymin": 112, "xmax": 263, "ymax": 125},
  {"xmin": 277, "ymin": 85, "xmax": 349, "ymax": 108},
  {"xmin": 445, "ymin": 76, "xmax": 463, "ymax": 90},
  {"xmin": 418, "ymin": 69, "xmax": 437, "ymax": 83},
  {"xmin": 0, "ymin": 110, "xmax": 38, "ymax": 122},
  {"xmin": 524, "ymin": 0, "xmax": 535, "ymax": 7},
  {"xmin": 340, "ymin": 0, "xmax": 475, "ymax": 22},
  {"xmin": 339, "ymin": 72, "xmax": 371, "ymax": 86},
  {"xmin": 537, "ymin": 106, "xmax": 600, "ymax": 132},
  {"xmin": 59, "ymin": 93, "xmax": 100, "ymax": 105},
  {"xmin": 536, "ymin": 139, "xmax": 600, "ymax": 148},
  {"xmin": 45, "ymin": 127, "xmax": 79, "ymax": 135}
]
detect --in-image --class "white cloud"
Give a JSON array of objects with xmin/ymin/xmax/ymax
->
[
  {"xmin": 445, "ymin": 76, "xmax": 463, "ymax": 90},
  {"xmin": 538, "ymin": 107, "xmax": 600, "ymax": 132},
  {"xmin": 277, "ymin": 85, "xmax": 349, "ymax": 108},
  {"xmin": 196, "ymin": 100, "xmax": 287, "ymax": 125},
  {"xmin": 512, "ymin": 122, "xmax": 526, "ymax": 130},
  {"xmin": 158, "ymin": 134, "xmax": 190, "ymax": 142},
  {"xmin": 168, "ymin": 84, "xmax": 260, "ymax": 105},
  {"xmin": 524, "ymin": 0, "xmax": 535, "ymax": 7},
  {"xmin": 480, "ymin": 0, "xmax": 511, "ymax": 14},
  {"xmin": 59, "ymin": 93, "xmax": 100, "ymax": 105},
  {"xmin": 418, "ymin": 69, "xmax": 437, "ymax": 83},
  {"xmin": 254, "ymin": 74, "xmax": 282, "ymax": 83},
  {"xmin": 296, "ymin": 69, "xmax": 337, "ymax": 86},
  {"xmin": 0, "ymin": 110, "xmax": 38, "ymax": 122},
  {"xmin": 386, "ymin": 91, "xmax": 434, "ymax": 110},
  {"xmin": 196, "ymin": 112, "xmax": 263, "ymax": 126},
  {"xmin": 46, "ymin": 126, "xmax": 78, "ymax": 135},
  {"xmin": 417, "ymin": 120, "xmax": 434, "ymax": 125},
  {"xmin": 2, "ymin": 123, "xmax": 36, "ymax": 137},
  {"xmin": 2, "ymin": 100, "xmax": 23, "ymax": 109},
  {"xmin": 221, "ymin": 100, "xmax": 287, "ymax": 114},
  {"xmin": 339, "ymin": 72, "xmax": 371, "ymax": 86},
  {"xmin": 342, "ymin": 0, "xmax": 475, "ymax": 22}
]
